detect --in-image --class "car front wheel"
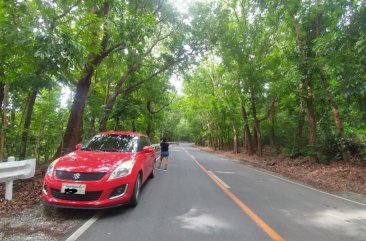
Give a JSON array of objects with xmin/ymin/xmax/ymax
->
[{"xmin": 129, "ymin": 173, "xmax": 141, "ymax": 207}]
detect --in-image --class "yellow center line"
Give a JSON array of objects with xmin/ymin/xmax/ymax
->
[{"xmin": 183, "ymin": 148, "xmax": 285, "ymax": 241}]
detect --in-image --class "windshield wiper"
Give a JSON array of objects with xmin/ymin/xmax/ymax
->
[
  {"xmin": 80, "ymin": 147, "xmax": 92, "ymax": 151},
  {"xmin": 99, "ymin": 149, "xmax": 120, "ymax": 152}
]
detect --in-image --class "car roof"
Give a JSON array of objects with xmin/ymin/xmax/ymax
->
[{"xmin": 98, "ymin": 131, "xmax": 147, "ymax": 137}]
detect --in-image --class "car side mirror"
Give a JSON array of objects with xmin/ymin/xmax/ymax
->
[
  {"xmin": 75, "ymin": 143, "xmax": 82, "ymax": 150},
  {"xmin": 142, "ymin": 146, "xmax": 154, "ymax": 153}
]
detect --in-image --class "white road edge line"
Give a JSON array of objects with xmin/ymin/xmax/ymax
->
[
  {"xmin": 214, "ymin": 171, "xmax": 235, "ymax": 174},
  {"xmin": 208, "ymin": 171, "xmax": 231, "ymax": 189},
  {"xmin": 246, "ymin": 166, "xmax": 366, "ymax": 207},
  {"xmin": 65, "ymin": 211, "xmax": 103, "ymax": 241}
]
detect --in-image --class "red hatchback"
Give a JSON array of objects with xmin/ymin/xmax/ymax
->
[{"xmin": 42, "ymin": 132, "xmax": 156, "ymax": 209}]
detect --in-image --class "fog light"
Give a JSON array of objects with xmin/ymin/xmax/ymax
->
[
  {"xmin": 43, "ymin": 184, "xmax": 48, "ymax": 195},
  {"xmin": 109, "ymin": 185, "xmax": 127, "ymax": 199}
]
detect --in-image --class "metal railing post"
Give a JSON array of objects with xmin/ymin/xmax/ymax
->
[{"xmin": 5, "ymin": 156, "xmax": 15, "ymax": 200}]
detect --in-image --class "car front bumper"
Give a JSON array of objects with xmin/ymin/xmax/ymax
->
[{"xmin": 42, "ymin": 175, "xmax": 135, "ymax": 209}]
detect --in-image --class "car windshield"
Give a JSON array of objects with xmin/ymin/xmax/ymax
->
[{"xmin": 80, "ymin": 134, "xmax": 138, "ymax": 152}]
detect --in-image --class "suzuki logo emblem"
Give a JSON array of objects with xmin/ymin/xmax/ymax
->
[{"xmin": 73, "ymin": 173, "xmax": 81, "ymax": 180}]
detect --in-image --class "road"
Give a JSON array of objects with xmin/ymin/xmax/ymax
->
[{"xmin": 62, "ymin": 143, "xmax": 366, "ymax": 241}]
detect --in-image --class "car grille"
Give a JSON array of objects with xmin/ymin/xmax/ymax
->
[
  {"xmin": 55, "ymin": 170, "xmax": 107, "ymax": 181},
  {"xmin": 51, "ymin": 189, "xmax": 102, "ymax": 201}
]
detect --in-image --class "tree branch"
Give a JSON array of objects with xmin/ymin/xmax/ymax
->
[
  {"xmin": 153, "ymin": 0, "xmax": 163, "ymax": 15},
  {"xmin": 100, "ymin": 42, "xmax": 126, "ymax": 59},
  {"xmin": 50, "ymin": 0, "xmax": 82, "ymax": 30},
  {"xmin": 146, "ymin": 92, "xmax": 176, "ymax": 114},
  {"xmin": 258, "ymin": 98, "xmax": 277, "ymax": 122},
  {"xmin": 55, "ymin": 0, "xmax": 82, "ymax": 21},
  {"xmin": 122, "ymin": 52, "xmax": 189, "ymax": 94}
]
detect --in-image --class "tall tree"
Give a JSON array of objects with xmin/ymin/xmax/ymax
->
[{"xmin": 54, "ymin": 1, "xmax": 124, "ymax": 157}]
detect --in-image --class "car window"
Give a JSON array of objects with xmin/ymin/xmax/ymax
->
[
  {"xmin": 80, "ymin": 134, "xmax": 138, "ymax": 152},
  {"xmin": 144, "ymin": 137, "xmax": 152, "ymax": 147},
  {"xmin": 137, "ymin": 137, "xmax": 150, "ymax": 151},
  {"xmin": 145, "ymin": 137, "xmax": 151, "ymax": 146}
]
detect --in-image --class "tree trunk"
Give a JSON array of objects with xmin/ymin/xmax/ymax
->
[
  {"xmin": 146, "ymin": 119, "xmax": 152, "ymax": 137},
  {"xmin": 131, "ymin": 119, "xmax": 136, "ymax": 132},
  {"xmin": 54, "ymin": 68, "xmax": 94, "ymax": 157},
  {"xmin": 242, "ymin": 107, "xmax": 254, "ymax": 155},
  {"xmin": 0, "ymin": 84, "xmax": 4, "ymax": 110},
  {"xmin": 19, "ymin": 90, "xmax": 38, "ymax": 160},
  {"xmin": 0, "ymin": 84, "xmax": 9, "ymax": 161},
  {"xmin": 319, "ymin": 67, "xmax": 349, "ymax": 161},
  {"xmin": 88, "ymin": 117, "xmax": 96, "ymax": 138},
  {"xmin": 292, "ymin": 106, "xmax": 305, "ymax": 156},
  {"xmin": 99, "ymin": 77, "xmax": 111, "ymax": 132},
  {"xmin": 53, "ymin": 2, "xmax": 110, "ymax": 159},
  {"xmin": 34, "ymin": 119, "xmax": 45, "ymax": 161},
  {"xmin": 250, "ymin": 90, "xmax": 263, "ymax": 156},
  {"xmin": 269, "ymin": 109, "xmax": 275, "ymax": 148},
  {"xmin": 305, "ymin": 80, "xmax": 317, "ymax": 152},
  {"xmin": 9, "ymin": 100, "xmax": 27, "ymax": 155},
  {"xmin": 233, "ymin": 124, "xmax": 239, "ymax": 154},
  {"xmin": 0, "ymin": 82, "xmax": 7, "ymax": 159},
  {"xmin": 253, "ymin": 123, "xmax": 258, "ymax": 152},
  {"xmin": 113, "ymin": 117, "xmax": 119, "ymax": 131},
  {"xmin": 289, "ymin": 12, "xmax": 317, "ymax": 159},
  {"xmin": 360, "ymin": 96, "xmax": 366, "ymax": 125},
  {"xmin": 239, "ymin": 96, "xmax": 254, "ymax": 155}
]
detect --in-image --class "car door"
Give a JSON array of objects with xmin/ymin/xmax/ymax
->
[
  {"xmin": 140, "ymin": 137, "xmax": 154, "ymax": 182},
  {"xmin": 144, "ymin": 137, "xmax": 155, "ymax": 170}
]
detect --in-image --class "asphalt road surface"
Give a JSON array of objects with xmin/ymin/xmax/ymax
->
[{"xmin": 62, "ymin": 143, "xmax": 366, "ymax": 241}]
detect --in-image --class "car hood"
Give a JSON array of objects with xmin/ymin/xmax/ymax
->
[{"xmin": 54, "ymin": 150, "xmax": 136, "ymax": 173}]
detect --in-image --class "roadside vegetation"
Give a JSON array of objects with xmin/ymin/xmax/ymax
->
[
  {"xmin": 0, "ymin": 1, "xmax": 365, "ymax": 169},
  {"xmin": 176, "ymin": 0, "xmax": 366, "ymax": 165}
]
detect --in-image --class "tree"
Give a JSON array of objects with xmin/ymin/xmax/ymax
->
[{"xmin": 54, "ymin": 1, "xmax": 124, "ymax": 157}]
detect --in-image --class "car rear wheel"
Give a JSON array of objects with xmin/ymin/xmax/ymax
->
[{"xmin": 129, "ymin": 173, "xmax": 141, "ymax": 207}]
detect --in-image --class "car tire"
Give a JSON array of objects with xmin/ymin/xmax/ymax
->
[{"xmin": 129, "ymin": 173, "xmax": 141, "ymax": 207}]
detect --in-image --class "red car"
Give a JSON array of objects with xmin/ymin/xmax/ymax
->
[{"xmin": 42, "ymin": 131, "xmax": 156, "ymax": 209}]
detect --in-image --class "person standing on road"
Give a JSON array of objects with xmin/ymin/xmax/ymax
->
[{"xmin": 157, "ymin": 137, "xmax": 170, "ymax": 171}]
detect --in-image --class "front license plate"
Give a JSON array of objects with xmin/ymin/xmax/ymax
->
[{"xmin": 61, "ymin": 183, "xmax": 86, "ymax": 194}]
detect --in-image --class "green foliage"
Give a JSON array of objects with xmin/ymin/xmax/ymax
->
[
  {"xmin": 1, "ymin": 0, "xmax": 365, "ymax": 164},
  {"xmin": 343, "ymin": 138, "xmax": 366, "ymax": 162},
  {"xmin": 317, "ymin": 132, "xmax": 341, "ymax": 164}
]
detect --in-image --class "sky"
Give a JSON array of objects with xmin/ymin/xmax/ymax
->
[
  {"xmin": 167, "ymin": 0, "xmax": 201, "ymax": 94},
  {"xmin": 169, "ymin": 0, "xmax": 195, "ymax": 14},
  {"xmin": 170, "ymin": 74, "xmax": 184, "ymax": 94}
]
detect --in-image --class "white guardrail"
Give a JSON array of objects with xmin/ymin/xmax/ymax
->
[{"xmin": 0, "ymin": 156, "xmax": 36, "ymax": 200}]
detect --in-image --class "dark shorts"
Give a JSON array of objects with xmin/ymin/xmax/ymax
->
[{"xmin": 161, "ymin": 151, "xmax": 169, "ymax": 157}]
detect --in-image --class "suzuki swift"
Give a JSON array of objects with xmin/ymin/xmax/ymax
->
[{"xmin": 42, "ymin": 132, "xmax": 156, "ymax": 209}]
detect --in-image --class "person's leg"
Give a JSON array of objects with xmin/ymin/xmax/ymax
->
[
  {"xmin": 160, "ymin": 157, "xmax": 165, "ymax": 170},
  {"xmin": 163, "ymin": 156, "xmax": 169, "ymax": 171},
  {"xmin": 157, "ymin": 156, "xmax": 162, "ymax": 169}
]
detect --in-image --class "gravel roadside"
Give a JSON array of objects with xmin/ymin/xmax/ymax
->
[
  {"xmin": 0, "ymin": 172, "xmax": 96, "ymax": 241},
  {"xmin": 0, "ymin": 204, "xmax": 92, "ymax": 241}
]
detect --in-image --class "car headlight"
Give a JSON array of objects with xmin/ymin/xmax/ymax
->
[
  {"xmin": 108, "ymin": 160, "xmax": 136, "ymax": 181},
  {"xmin": 46, "ymin": 159, "xmax": 60, "ymax": 177}
]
